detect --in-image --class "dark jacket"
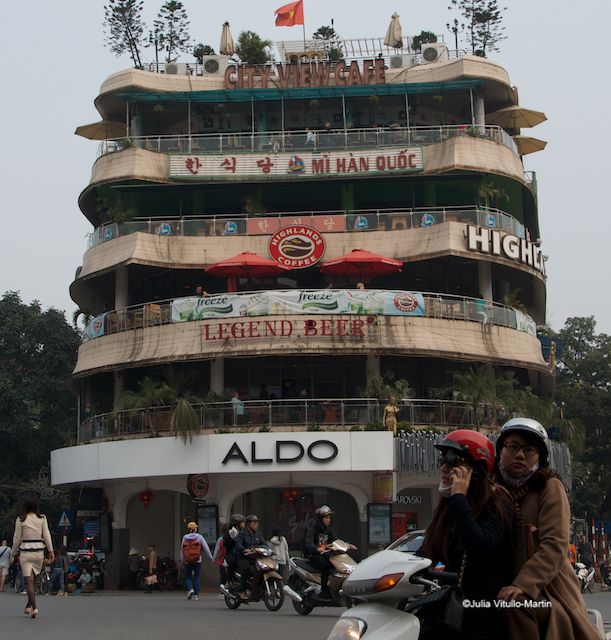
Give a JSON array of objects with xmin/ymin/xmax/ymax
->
[
  {"xmin": 304, "ymin": 521, "xmax": 336, "ymax": 558},
  {"xmin": 234, "ymin": 527, "xmax": 268, "ymax": 558}
]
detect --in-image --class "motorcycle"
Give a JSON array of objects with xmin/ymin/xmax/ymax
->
[
  {"xmin": 327, "ymin": 549, "xmax": 610, "ymax": 640},
  {"xmin": 599, "ymin": 561, "xmax": 611, "ymax": 587},
  {"xmin": 575, "ymin": 561, "xmax": 596, "ymax": 593},
  {"xmin": 284, "ymin": 539, "xmax": 357, "ymax": 615},
  {"xmin": 220, "ymin": 546, "xmax": 284, "ymax": 611}
]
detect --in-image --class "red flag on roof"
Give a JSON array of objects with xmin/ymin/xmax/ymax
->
[{"xmin": 275, "ymin": 0, "xmax": 304, "ymax": 26}]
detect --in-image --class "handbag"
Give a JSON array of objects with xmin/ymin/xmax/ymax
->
[{"xmin": 405, "ymin": 552, "xmax": 467, "ymax": 639}]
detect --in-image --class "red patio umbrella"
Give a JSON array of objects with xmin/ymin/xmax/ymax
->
[
  {"xmin": 320, "ymin": 249, "xmax": 403, "ymax": 277},
  {"xmin": 205, "ymin": 251, "xmax": 291, "ymax": 291}
]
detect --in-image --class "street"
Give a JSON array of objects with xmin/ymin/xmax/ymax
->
[{"xmin": 0, "ymin": 591, "xmax": 608, "ymax": 640}]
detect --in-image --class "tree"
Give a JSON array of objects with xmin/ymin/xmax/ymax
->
[
  {"xmin": 118, "ymin": 377, "xmax": 176, "ymax": 435},
  {"xmin": 153, "ymin": 1, "xmax": 191, "ymax": 63},
  {"xmin": 236, "ymin": 31, "xmax": 272, "ymax": 65},
  {"xmin": 103, "ymin": 0, "xmax": 146, "ymax": 68},
  {"xmin": 411, "ymin": 30, "xmax": 437, "ymax": 53},
  {"xmin": 448, "ymin": 0, "xmax": 507, "ymax": 57},
  {"xmin": 0, "ymin": 292, "xmax": 80, "ymax": 531},
  {"xmin": 193, "ymin": 43, "xmax": 215, "ymax": 63},
  {"xmin": 313, "ymin": 25, "xmax": 343, "ymax": 62},
  {"xmin": 554, "ymin": 317, "xmax": 611, "ymax": 520}
]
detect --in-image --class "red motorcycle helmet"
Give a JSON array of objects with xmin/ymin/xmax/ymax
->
[{"xmin": 435, "ymin": 429, "xmax": 495, "ymax": 475}]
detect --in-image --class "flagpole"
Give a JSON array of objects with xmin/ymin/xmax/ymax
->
[{"xmin": 302, "ymin": 4, "xmax": 306, "ymax": 57}]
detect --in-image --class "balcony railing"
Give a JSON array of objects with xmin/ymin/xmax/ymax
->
[
  {"xmin": 87, "ymin": 205, "xmax": 525, "ymax": 249},
  {"xmin": 79, "ymin": 397, "xmax": 509, "ymax": 443},
  {"xmin": 82, "ymin": 289, "xmax": 537, "ymax": 343},
  {"xmin": 97, "ymin": 124, "xmax": 518, "ymax": 159},
  {"xmin": 396, "ymin": 431, "xmax": 572, "ymax": 489}
]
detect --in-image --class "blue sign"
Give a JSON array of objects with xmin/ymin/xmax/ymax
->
[
  {"xmin": 83, "ymin": 520, "xmax": 101, "ymax": 538},
  {"xmin": 223, "ymin": 221, "xmax": 238, "ymax": 235},
  {"xmin": 485, "ymin": 213, "xmax": 497, "ymax": 228},
  {"xmin": 420, "ymin": 213, "xmax": 436, "ymax": 227},
  {"xmin": 158, "ymin": 222, "xmax": 173, "ymax": 236},
  {"xmin": 353, "ymin": 215, "xmax": 369, "ymax": 231},
  {"xmin": 56, "ymin": 509, "xmax": 74, "ymax": 532}
]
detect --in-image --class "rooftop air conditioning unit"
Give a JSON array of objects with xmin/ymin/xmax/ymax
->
[
  {"xmin": 201, "ymin": 55, "xmax": 229, "ymax": 76},
  {"xmin": 390, "ymin": 54, "xmax": 415, "ymax": 70},
  {"xmin": 165, "ymin": 62, "xmax": 189, "ymax": 75},
  {"xmin": 420, "ymin": 43, "xmax": 449, "ymax": 64}
]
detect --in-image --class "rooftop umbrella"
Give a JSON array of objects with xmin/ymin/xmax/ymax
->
[
  {"xmin": 75, "ymin": 121, "xmax": 127, "ymax": 140},
  {"xmin": 486, "ymin": 105, "xmax": 547, "ymax": 129},
  {"xmin": 320, "ymin": 249, "xmax": 403, "ymax": 277},
  {"xmin": 220, "ymin": 21, "xmax": 235, "ymax": 56},
  {"xmin": 513, "ymin": 135, "xmax": 547, "ymax": 155},
  {"xmin": 384, "ymin": 12, "xmax": 404, "ymax": 49},
  {"xmin": 205, "ymin": 252, "xmax": 291, "ymax": 292}
]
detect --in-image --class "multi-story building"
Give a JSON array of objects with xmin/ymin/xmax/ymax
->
[{"xmin": 52, "ymin": 38, "xmax": 561, "ymax": 588}]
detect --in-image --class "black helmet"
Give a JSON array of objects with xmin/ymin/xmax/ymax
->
[
  {"xmin": 316, "ymin": 505, "xmax": 333, "ymax": 519},
  {"xmin": 245, "ymin": 514, "xmax": 259, "ymax": 524},
  {"xmin": 230, "ymin": 513, "xmax": 246, "ymax": 527}
]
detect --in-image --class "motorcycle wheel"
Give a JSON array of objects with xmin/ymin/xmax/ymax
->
[
  {"xmin": 263, "ymin": 579, "xmax": 285, "ymax": 612},
  {"xmin": 224, "ymin": 594, "xmax": 241, "ymax": 609},
  {"xmin": 292, "ymin": 598, "xmax": 314, "ymax": 615}
]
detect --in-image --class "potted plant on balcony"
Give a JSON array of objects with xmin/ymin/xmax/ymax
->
[{"xmin": 119, "ymin": 377, "xmax": 177, "ymax": 436}]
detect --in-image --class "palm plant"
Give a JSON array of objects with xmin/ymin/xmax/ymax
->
[
  {"xmin": 162, "ymin": 367, "xmax": 203, "ymax": 442},
  {"xmin": 479, "ymin": 179, "xmax": 509, "ymax": 210},
  {"xmin": 236, "ymin": 31, "xmax": 272, "ymax": 64},
  {"xmin": 118, "ymin": 377, "xmax": 176, "ymax": 435},
  {"xmin": 72, "ymin": 308, "xmax": 94, "ymax": 329}
]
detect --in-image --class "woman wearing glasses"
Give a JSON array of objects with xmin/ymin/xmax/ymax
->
[
  {"xmin": 494, "ymin": 418, "xmax": 599, "ymax": 640},
  {"xmin": 421, "ymin": 429, "xmax": 513, "ymax": 640}
]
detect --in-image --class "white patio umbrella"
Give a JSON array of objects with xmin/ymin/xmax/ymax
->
[
  {"xmin": 220, "ymin": 21, "xmax": 235, "ymax": 56},
  {"xmin": 384, "ymin": 13, "xmax": 403, "ymax": 49}
]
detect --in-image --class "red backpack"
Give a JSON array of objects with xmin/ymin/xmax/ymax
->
[{"xmin": 182, "ymin": 537, "xmax": 201, "ymax": 563}]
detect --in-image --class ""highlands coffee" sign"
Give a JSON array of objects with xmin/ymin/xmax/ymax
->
[{"xmin": 465, "ymin": 225, "xmax": 546, "ymax": 275}]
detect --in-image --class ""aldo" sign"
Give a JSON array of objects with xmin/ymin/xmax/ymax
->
[{"xmin": 222, "ymin": 439, "xmax": 339, "ymax": 465}]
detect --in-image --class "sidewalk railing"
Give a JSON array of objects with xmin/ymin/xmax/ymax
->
[
  {"xmin": 97, "ymin": 124, "xmax": 518, "ymax": 159},
  {"xmin": 87, "ymin": 205, "xmax": 525, "ymax": 249}
]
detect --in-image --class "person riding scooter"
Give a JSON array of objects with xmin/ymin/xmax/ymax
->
[
  {"xmin": 223, "ymin": 513, "xmax": 245, "ymax": 584},
  {"xmin": 235, "ymin": 515, "xmax": 269, "ymax": 600},
  {"xmin": 304, "ymin": 505, "xmax": 337, "ymax": 601}
]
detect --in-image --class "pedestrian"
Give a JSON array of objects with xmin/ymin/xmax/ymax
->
[
  {"xmin": 356, "ymin": 282, "xmax": 365, "ymax": 290},
  {"xmin": 268, "ymin": 525, "xmax": 290, "ymax": 580},
  {"xmin": 494, "ymin": 418, "xmax": 600, "ymax": 640},
  {"xmin": 231, "ymin": 390, "xmax": 250, "ymax": 425},
  {"xmin": 76, "ymin": 567, "xmax": 93, "ymax": 593},
  {"xmin": 568, "ymin": 541, "xmax": 577, "ymax": 566},
  {"xmin": 180, "ymin": 521, "xmax": 212, "ymax": 601},
  {"xmin": 223, "ymin": 514, "xmax": 246, "ymax": 584},
  {"xmin": 420, "ymin": 430, "xmax": 513, "ymax": 640},
  {"xmin": 212, "ymin": 526, "xmax": 228, "ymax": 586},
  {"xmin": 0, "ymin": 538, "xmax": 11, "ymax": 592},
  {"xmin": 195, "ymin": 285, "xmax": 210, "ymax": 297},
  {"xmin": 127, "ymin": 547, "xmax": 140, "ymax": 590},
  {"xmin": 49, "ymin": 547, "xmax": 68, "ymax": 596},
  {"xmin": 578, "ymin": 533, "xmax": 595, "ymax": 569},
  {"xmin": 305, "ymin": 127, "xmax": 315, "ymax": 147},
  {"xmin": 147, "ymin": 544, "xmax": 157, "ymax": 578},
  {"xmin": 10, "ymin": 495, "xmax": 54, "ymax": 618}
]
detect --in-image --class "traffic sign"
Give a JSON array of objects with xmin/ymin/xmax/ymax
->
[{"xmin": 56, "ymin": 509, "xmax": 74, "ymax": 532}]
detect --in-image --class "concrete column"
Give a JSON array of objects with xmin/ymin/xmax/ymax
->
[
  {"xmin": 210, "ymin": 358, "xmax": 225, "ymax": 394},
  {"xmin": 478, "ymin": 261, "xmax": 493, "ymax": 301},
  {"xmin": 474, "ymin": 93, "xmax": 486, "ymax": 126},
  {"xmin": 498, "ymin": 279, "xmax": 510, "ymax": 301},
  {"xmin": 113, "ymin": 371, "xmax": 124, "ymax": 412},
  {"xmin": 340, "ymin": 183, "xmax": 355, "ymax": 211},
  {"xmin": 129, "ymin": 103, "xmax": 143, "ymax": 138},
  {"xmin": 105, "ymin": 527, "xmax": 129, "ymax": 590},
  {"xmin": 366, "ymin": 355, "xmax": 380, "ymax": 383},
  {"xmin": 115, "ymin": 266, "xmax": 129, "ymax": 309},
  {"xmin": 423, "ymin": 182, "xmax": 436, "ymax": 208}
]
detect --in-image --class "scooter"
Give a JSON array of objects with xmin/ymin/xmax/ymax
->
[
  {"xmin": 220, "ymin": 546, "xmax": 284, "ymax": 611},
  {"xmin": 575, "ymin": 561, "xmax": 596, "ymax": 593},
  {"xmin": 284, "ymin": 539, "xmax": 357, "ymax": 615},
  {"xmin": 327, "ymin": 550, "xmax": 611, "ymax": 640}
]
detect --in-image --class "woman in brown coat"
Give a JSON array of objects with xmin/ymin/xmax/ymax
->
[{"xmin": 494, "ymin": 418, "xmax": 600, "ymax": 640}]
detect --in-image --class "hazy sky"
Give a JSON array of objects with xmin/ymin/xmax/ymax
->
[{"xmin": 1, "ymin": 1, "xmax": 609, "ymax": 333}]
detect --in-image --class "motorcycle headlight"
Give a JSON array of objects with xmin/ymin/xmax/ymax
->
[{"xmin": 326, "ymin": 618, "xmax": 367, "ymax": 640}]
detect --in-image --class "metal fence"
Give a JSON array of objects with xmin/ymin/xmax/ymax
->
[
  {"xmin": 396, "ymin": 431, "xmax": 572, "ymax": 489},
  {"xmin": 87, "ymin": 205, "xmax": 525, "ymax": 249},
  {"xmin": 82, "ymin": 289, "xmax": 535, "ymax": 343},
  {"xmin": 97, "ymin": 124, "xmax": 518, "ymax": 158},
  {"xmin": 81, "ymin": 398, "xmax": 505, "ymax": 442}
]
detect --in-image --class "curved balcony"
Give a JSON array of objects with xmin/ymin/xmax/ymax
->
[
  {"xmin": 87, "ymin": 206, "xmax": 525, "ymax": 250},
  {"xmin": 79, "ymin": 398, "xmax": 512, "ymax": 443},
  {"xmin": 74, "ymin": 290, "xmax": 547, "ymax": 377},
  {"xmin": 96, "ymin": 124, "xmax": 518, "ymax": 159}
]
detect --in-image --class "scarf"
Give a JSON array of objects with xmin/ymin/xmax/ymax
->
[
  {"xmin": 498, "ymin": 458, "xmax": 539, "ymax": 487},
  {"xmin": 438, "ymin": 480, "xmax": 453, "ymax": 498}
]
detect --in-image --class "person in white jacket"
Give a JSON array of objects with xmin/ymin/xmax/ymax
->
[
  {"xmin": 11, "ymin": 496, "xmax": 54, "ymax": 619},
  {"xmin": 268, "ymin": 525, "xmax": 290, "ymax": 580}
]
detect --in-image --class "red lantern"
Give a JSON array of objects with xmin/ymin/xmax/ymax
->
[{"xmin": 139, "ymin": 489, "xmax": 154, "ymax": 511}]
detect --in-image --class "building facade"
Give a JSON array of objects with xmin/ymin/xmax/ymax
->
[{"xmin": 52, "ymin": 41, "xmax": 558, "ymax": 588}]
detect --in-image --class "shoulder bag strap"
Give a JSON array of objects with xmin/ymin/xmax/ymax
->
[{"xmin": 457, "ymin": 551, "xmax": 467, "ymax": 589}]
